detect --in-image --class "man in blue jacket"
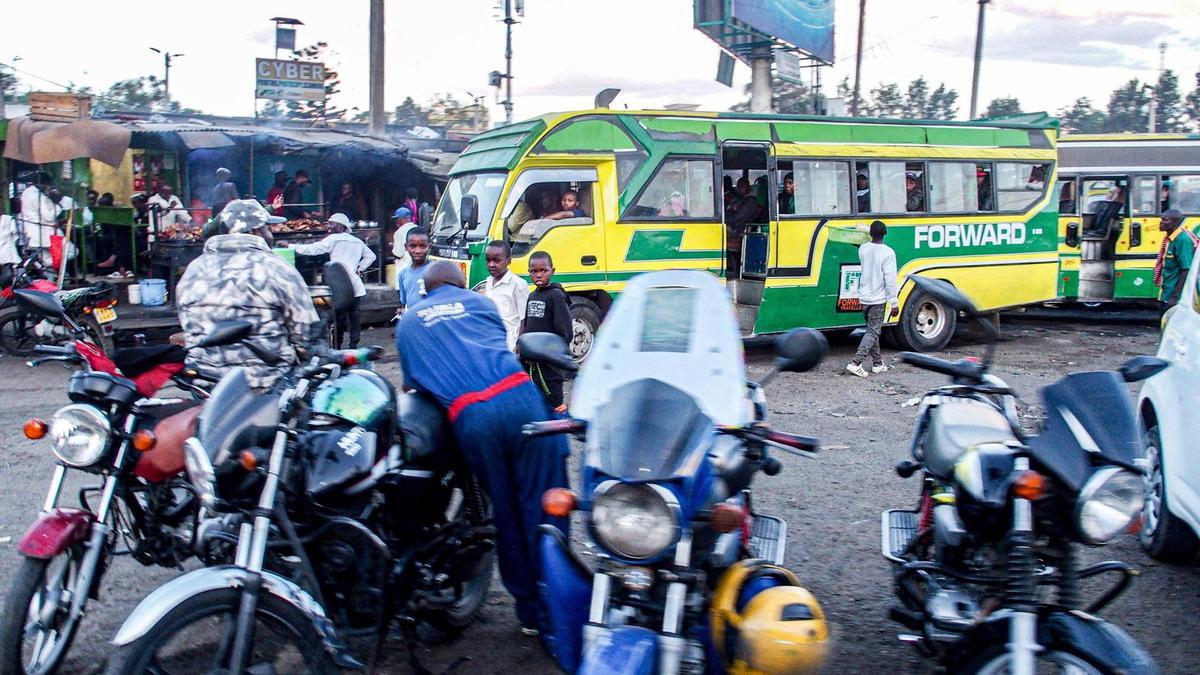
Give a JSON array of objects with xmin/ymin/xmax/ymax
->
[{"xmin": 395, "ymin": 261, "xmax": 569, "ymax": 635}]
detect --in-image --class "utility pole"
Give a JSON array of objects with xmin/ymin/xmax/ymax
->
[
  {"xmin": 851, "ymin": 0, "xmax": 866, "ymax": 116},
  {"xmin": 1149, "ymin": 41, "xmax": 1166, "ymax": 133},
  {"xmin": 149, "ymin": 47, "xmax": 184, "ymax": 106},
  {"xmin": 368, "ymin": 0, "xmax": 386, "ymax": 136},
  {"xmin": 501, "ymin": 0, "xmax": 516, "ymax": 124},
  {"xmin": 968, "ymin": 0, "xmax": 989, "ymax": 120},
  {"xmin": 750, "ymin": 54, "xmax": 772, "ymax": 113}
]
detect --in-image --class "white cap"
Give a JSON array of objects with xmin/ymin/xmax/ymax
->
[{"xmin": 328, "ymin": 213, "xmax": 353, "ymax": 229}]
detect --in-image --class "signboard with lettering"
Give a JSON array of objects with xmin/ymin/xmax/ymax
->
[
  {"xmin": 255, "ymin": 58, "xmax": 325, "ymax": 102},
  {"xmin": 837, "ymin": 264, "xmax": 862, "ymax": 312}
]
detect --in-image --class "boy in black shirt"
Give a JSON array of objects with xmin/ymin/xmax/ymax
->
[{"xmin": 521, "ymin": 251, "xmax": 573, "ymax": 412}]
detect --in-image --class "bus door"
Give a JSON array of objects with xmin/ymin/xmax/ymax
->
[
  {"xmin": 1076, "ymin": 175, "xmax": 1128, "ymax": 300},
  {"xmin": 719, "ymin": 142, "xmax": 772, "ymax": 313},
  {"xmin": 1118, "ymin": 174, "xmax": 1164, "ymax": 298}
]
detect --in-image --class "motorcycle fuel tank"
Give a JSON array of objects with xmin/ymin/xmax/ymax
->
[{"xmin": 311, "ymin": 370, "xmax": 391, "ymax": 428}]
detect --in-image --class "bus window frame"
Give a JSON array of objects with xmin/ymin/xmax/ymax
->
[
  {"xmin": 1078, "ymin": 174, "xmax": 1130, "ymax": 219},
  {"xmin": 852, "ymin": 159, "xmax": 928, "ymax": 217},
  {"xmin": 1162, "ymin": 173, "xmax": 1200, "ymax": 216},
  {"xmin": 924, "ymin": 159, "xmax": 988, "ymax": 215},
  {"xmin": 1130, "ymin": 174, "xmax": 1160, "ymax": 216},
  {"xmin": 775, "ymin": 157, "xmax": 854, "ymax": 220},
  {"xmin": 992, "ymin": 161, "xmax": 1055, "ymax": 215},
  {"xmin": 1057, "ymin": 174, "xmax": 1080, "ymax": 216},
  {"xmin": 619, "ymin": 154, "xmax": 721, "ymax": 224}
]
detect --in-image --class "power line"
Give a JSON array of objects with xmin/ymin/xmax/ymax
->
[{"xmin": 0, "ymin": 60, "xmax": 175, "ymax": 114}]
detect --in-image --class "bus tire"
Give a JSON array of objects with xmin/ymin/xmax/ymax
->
[
  {"xmin": 568, "ymin": 297, "xmax": 601, "ymax": 362},
  {"xmin": 894, "ymin": 287, "xmax": 957, "ymax": 352}
]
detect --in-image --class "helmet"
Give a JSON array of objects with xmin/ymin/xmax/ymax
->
[{"xmin": 710, "ymin": 559, "xmax": 829, "ymax": 674}]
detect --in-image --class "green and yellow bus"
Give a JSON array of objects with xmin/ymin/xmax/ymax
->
[
  {"xmin": 1056, "ymin": 133, "xmax": 1200, "ymax": 302},
  {"xmin": 428, "ymin": 109, "xmax": 1060, "ymax": 357}
]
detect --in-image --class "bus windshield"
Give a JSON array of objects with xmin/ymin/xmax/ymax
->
[{"xmin": 431, "ymin": 172, "xmax": 507, "ymax": 240}]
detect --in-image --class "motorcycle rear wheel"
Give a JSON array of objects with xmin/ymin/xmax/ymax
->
[
  {"xmin": 81, "ymin": 314, "xmax": 114, "ymax": 357},
  {"xmin": 102, "ymin": 587, "xmax": 337, "ymax": 674},
  {"xmin": 0, "ymin": 311, "xmax": 39, "ymax": 356},
  {"xmin": 0, "ymin": 550, "xmax": 87, "ymax": 675},
  {"xmin": 420, "ymin": 477, "xmax": 495, "ymax": 641}
]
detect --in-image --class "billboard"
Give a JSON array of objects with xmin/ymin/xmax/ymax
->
[
  {"xmin": 731, "ymin": 0, "xmax": 835, "ymax": 64},
  {"xmin": 255, "ymin": 58, "xmax": 326, "ymax": 102}
]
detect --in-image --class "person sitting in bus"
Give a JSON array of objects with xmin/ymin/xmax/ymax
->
[
  {"xmin": 545, "ymin": 189, "xmax": 587, "ymax": 221},
  {"xmin": 1087, "ymin": 186, "xmax": 1125, "ymax": 238},
  {"xmin": 856, "ymin": 171, "xmax": 871, "ymax": 213},
  {"xmin": 1059, "ymin": 181, "xmax": 1077, "ymax": 214},
  {"xmin": 658, "ymin": 191, "xmax": 688, "ymax": 218},
  {"xmin": 507, "ymin": 185, "xmax": 541, "ymax": 235},
  {"xmin": 779, "ymin": 172, "xmax": 796, "ymax": 214},
  {"xmin": 976, "ymin": 167, "xmax": 994, "ymax": 211},
  {"xmin": 753, "ymin": 176, "xmax": 771, "ymax": 221},
  {"xmin": 905, "ymin": 172, "xmax": 925, "ymax": 212},
  {"xmin": 725, "ymin": 177, "xmax": 760, "ymax": 277}
]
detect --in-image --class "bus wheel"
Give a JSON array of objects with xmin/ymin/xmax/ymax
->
[
  {"xmin": 568, "ymin": 297, "xmax": 601, "ymax": 362},
  {"xmin": 894, "ymin": 288, "xmax": 957, "ymax": 352}
]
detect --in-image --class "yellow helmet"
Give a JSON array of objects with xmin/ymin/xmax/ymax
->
[{"xmin": 710, "ymin": 559, "xmax": 829, "ymax": 674}]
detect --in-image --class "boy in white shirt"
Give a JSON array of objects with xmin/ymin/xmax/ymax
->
[
  {"xmin": 847, "ymin": 220, "xmax": 899, "ymax": 377},
  {"xmin": 482, "ymin": 240, "xmax": 529, "ymax": 351}
]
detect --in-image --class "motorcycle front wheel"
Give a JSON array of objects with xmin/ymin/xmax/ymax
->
[
  {"xmin": 963, "ymin": 647, "xmax": 1115, "ymax": 674},
  {"xmin": 102, "ymin": 587, "xmax": 337, "ymax": 674},
  {"xmin": 0, "ymin": 549, "xmax": 88, "ymax": 675}
]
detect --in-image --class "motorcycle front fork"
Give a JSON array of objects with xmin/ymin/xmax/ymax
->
[
  {"xmin": 1008, "ymin": 457, "xmax": 1040, "ymax": 675},
  {"xmin": 584, "ymin": 534, "xmax": 693, "ymax": 675}
]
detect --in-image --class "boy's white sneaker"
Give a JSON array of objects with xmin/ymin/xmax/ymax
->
[
  {"xmin": 846, "ymin": 362, "xmax": 869, "ymax": 378},
  {"xmin": 871, "ymin": 364, "xmax": 891, "ymax": 374}
]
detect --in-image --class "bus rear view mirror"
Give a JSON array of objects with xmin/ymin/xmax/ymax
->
[
  {"xmin": 1065, "ymin": 221, "xmax": 1080, "ymax": 248},
  {"xmin": 460, "ymin": 194, "xmax": 479, "ymax": 228}
]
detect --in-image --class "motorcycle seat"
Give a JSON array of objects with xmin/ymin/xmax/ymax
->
[{"xmin": 921, "ymin": 397, "xmax": 1017, "ymax": 479}]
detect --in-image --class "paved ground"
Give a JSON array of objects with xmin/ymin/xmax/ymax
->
[{"xmin": 1, "ymin": 316, "xmax": 1198, "ymax": 673}]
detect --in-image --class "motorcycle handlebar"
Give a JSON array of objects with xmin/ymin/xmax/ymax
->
[
  {"xmin": 764, "ymin": 430, "xmax": 820, "ymax": 453},
  {"xmin": 900, "ymin": 352, "xmax": 985, "ymax": 381},
  {"xmin": 522, "ymin": 418, "xmax": 587, "ymax": 437}
]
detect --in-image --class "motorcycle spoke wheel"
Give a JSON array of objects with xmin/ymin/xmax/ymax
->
[
  {"xmin": 1, "ymin": 551, "xmax": 85, "ymax": 675},
  {"xmin": 973, "ymin": 650, "xmax": 1105, "ymax": 675}
]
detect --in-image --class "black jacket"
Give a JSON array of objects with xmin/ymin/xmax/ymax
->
[{"xmin": 523, "ymin": 283, "xmax": 572, "ymax": 341}]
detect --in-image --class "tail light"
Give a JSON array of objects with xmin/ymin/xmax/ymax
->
[{"xmin": 95, "ymin": 298, "xmax": 118, "ymax": 309}]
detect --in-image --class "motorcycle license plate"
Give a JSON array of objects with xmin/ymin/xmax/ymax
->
[{"xmin": 94, "ymin": 307, "xmax": 117, "ymax": 324}]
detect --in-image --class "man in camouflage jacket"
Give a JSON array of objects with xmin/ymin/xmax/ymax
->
[{"xmin": 177, "ymin": 200, "xmax": 319, "ymax": 389}]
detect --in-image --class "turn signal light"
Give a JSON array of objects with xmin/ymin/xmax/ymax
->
[
  {"xmin": 542, "ymin": 488, "xmax": 577, "ymax": 517},
  {"xmin": 710, "ymin": 503, "xmax": 744, "ymax": 533},
  {"xmin": 1012, "ymin": 470, "xmax": 1047, "ymax": 500},
  {"xmin": 24, "ymin": 418, "xmax": 48, "ymax": 440},
  {"xmin": 239, "ymin": 450, "xmax": 259, "ymax": 472},
  {"xmin": 131, "ymin": 430, "xmax": 157, "ymax": 452}
]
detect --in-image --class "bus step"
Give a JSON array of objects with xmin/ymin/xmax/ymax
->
[{"xmin": 736, "ymin": 302, "xmax": 759, "ymax": 334}]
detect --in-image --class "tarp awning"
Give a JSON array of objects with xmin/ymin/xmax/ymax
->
[{"xmin": 3, "ymin": 117, "xmax": 131, "ymax": 167}]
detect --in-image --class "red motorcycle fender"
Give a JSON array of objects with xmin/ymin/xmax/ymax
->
[{"xmin": 18, "ymin": 508, "xmax": 96, "ymax": 559}]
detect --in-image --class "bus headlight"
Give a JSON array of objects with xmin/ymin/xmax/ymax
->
[
  {"xmin": 1077, "ymin": 467, "xmax": 1142, "ymax": 545},
  {"xmin": 184, "ymin": 437, "xmax": 217, "ymax": 508},
  {"xmin": 591, "ymin": 482, "xmax": 679, "ymax": 560},
  {"xmin": 49, "ymin": 404, "xmax": 111, "ymax": 467}
]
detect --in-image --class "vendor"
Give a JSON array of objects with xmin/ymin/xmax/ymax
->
[
  {"xmin": 285, "ymin": 212, "xmax": 376, "ymax": 348},
  {"xmin": 331, "ymin": 182, "xmax": 365, "ymax": 221},
  {"xmin": 210, "ymin": 168, "xmax": 239, "ymax": 218},
  {"xmin": 282, "ymin": 170, "xmax": 314, "ymax": 220},
  {"xmin": 148, "ymin": 185, "xmax": 192, "ymax": 231}
]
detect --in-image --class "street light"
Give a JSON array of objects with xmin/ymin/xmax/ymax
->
[{"xmin": 149, "ymin": 47, "xmax": 184, "ymax": 105}]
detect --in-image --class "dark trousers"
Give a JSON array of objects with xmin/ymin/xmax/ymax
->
[
  {"xmin": 526, "ymin": 362, "xmax": 565, "ymax": 411},
  {"xmin": 853, "ymin": 303, "xmax": 886, "ymax": 366},
  {"xmin": 334, "ymin": 295, "xmax": 362, "ymax": 348},
  {"xmin": 452, "ymin": 383, "xmax": 569, "ymax": 628}
]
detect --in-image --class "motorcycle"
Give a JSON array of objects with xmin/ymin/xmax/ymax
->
[
  {"xmin": 105, "ymin": 330, "xmax": 496, "ymax": 674},
  {"xmin": 881, "ymin": 275, "xmax": 1164, "ymax": 675},
  {"xmin": 519, "ymin": 270, "xmax": 831, "ymax": 675},
  {"xmin": 0, "ymin": 290, "xmax": 231, "ymax": 675},
  {"xmin": 0, "ymin": 271, "xmax": 117, "ymax": 357}
]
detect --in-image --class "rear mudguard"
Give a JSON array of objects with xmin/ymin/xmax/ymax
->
[
  {"xmin": 19, "ymin": 508, "xmax": 96, "ymax": 559},
  {"xmin": 944, "ymin": 609, "xmax": 1160, "ymax": 674},
  {"xmin": 577, "ymin": 625, "xmax": 658, "ymax": 675},
  {"xmin": 111, "ymin": 565, "xmax": 362, "ymax": 669},
  {"xmin": 537, "ymin": 524, "xmax": 592, "ymax": 672}
]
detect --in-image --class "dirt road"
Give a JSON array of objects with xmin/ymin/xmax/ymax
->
[{"xmin": 0, "ymin": 317, "xmax": 1197, "ymax": 673}]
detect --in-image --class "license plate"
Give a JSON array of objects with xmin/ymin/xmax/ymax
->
[{"xmin": 94, "ymin": 307, "xmax": 117, "ymax": 324}]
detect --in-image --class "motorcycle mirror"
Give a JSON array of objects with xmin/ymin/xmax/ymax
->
[
  {"xmin": 322, "ymin": 262, "xmax": 357, "ymax": 312},
  {"xmin": 774, "ymin": 328, "xmax": 829, "ymax": 374},
  {"xmin": 517, "ymin": 332, "xmax": 578, "ymax": 372},
  {"xmin": 909, "ymin": 275, "xmax": 979, "ymax": 318},
  {"xmin": 14, "ymin": 289, "xmax": 66, "ymax": 320},
  {"xmin": 194, "ymin": 320, "xmax": 253, "ymax": 349},
  {"xmin": 1117, "ymin": 355, "xmax": 1170, "ymax": 383}
]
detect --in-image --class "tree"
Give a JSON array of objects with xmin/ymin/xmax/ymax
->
[
  {"xmin": 426, "ymin": 93, "xmax": 490, "ymax": 132},
  {"xmin": 730, "ymin": 77, "xmax": 822, "ymax": 115},
  {"xmin": 927, "ymin": 83, "xmax": 959, "ymax": 120},
  {"xmin": 902, "ymin": 77, "xmax": 930, "ymax": 119},
  {"xmin": 94, "ymin": 76, "xmax": 197, "ymax": 114},
  {"xmin": 260, "ymin": 99, "xmax": 284, "ymax": 119},
  {"xmin": 285, "ymin": 42, "xmax": 346, "ymax": 123},
  {"xmin": 1105, "ymin": 79, "xmax": 1150, "ymax": 133},
  {"xmin": 1153, "ymin": 69, "xmax": 1187, "ymax": 132},
  {"xmin": 1, "ymin": 67, "xmax": 20, "ymax": 103},
  {"xmin": 1059, "ymin": 97, "xmax": 1107, "ymax": 134},
  {"xmin": 836, "ymin": 76, "xmax": 865, "ymax": 117},
  {"xmin": 868, "ymin": 82, "xmax": 904, "ymax": 118},
  {"xmin": 393, "ymin": 96, "xmax": 430, "ymax": 126},
  {"xmin": 984, "ymin": 96, "xmax": 1023, "ymax": 118}
]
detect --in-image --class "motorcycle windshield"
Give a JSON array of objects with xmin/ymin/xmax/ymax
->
[
  {"xmin": 196, "ymin": 367, "xmax": 280, "ymax": 467},
  {"xmin": 570, "ymin": 270, "xmax": 749, "ymax": 427},
  {"xmin": 587, "ymin": 379, "xmax": 713, "ymax": 482},
  {"xmin": 1028, "ymin": 370, "xmax": 1142, "ymax": 491}
]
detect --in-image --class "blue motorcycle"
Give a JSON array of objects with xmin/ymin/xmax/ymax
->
[{"xmin": 519, "ymin": 270, "xmax": 831, "ymax": 675}]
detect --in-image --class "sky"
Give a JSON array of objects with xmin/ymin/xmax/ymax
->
[{"xmin": 3, "ymin": 1, "xmax": 1199, "ymax": 124}]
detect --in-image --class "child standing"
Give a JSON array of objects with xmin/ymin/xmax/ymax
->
[
  {"xmin": 521, "ymin": 251, "xmax": 573, "ymax": 412},
  {"xmin": 483, "ymin": 240, "xmax": 529, "ymax": 350},
  {"xmin": 396, "ymin": 228, "xmax": 430, "ymax": 314}
]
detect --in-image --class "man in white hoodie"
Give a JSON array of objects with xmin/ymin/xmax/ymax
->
[
  {"xmin": 847, "ymin": 220, "xmax": 899, "ymax": 378},
  {"xmin": 288, "ymin": 212, "xmax": 376, "ymax": 348}
]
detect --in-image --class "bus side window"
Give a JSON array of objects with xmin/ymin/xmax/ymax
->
[
  {"xmin": 1164, "ymin": 174, "xmax": 1200, "ymax": 214},
  {"xmin": 976, "ymin": 163, "xmax": 994, "ymax": 212},
  {"xmin": 1058, "ymin": 179, "xmax": 1078, "ymax": 215},
  {"xmin": 862, "ymin": 161, "xmax": 907, "ymax": 214},
  {"xmin": 928, "ymin": 162, "xmax": 981, "ymax": 214},
  {"xmin": 995, "ymin": 162, "xmax": 1051, "ymax": 212},
  {"xmin": 905, "ymin": 162, "xmax": 926, "ymax": 213},
  {"xmin": 777, "ymin": 161, "xmax": 796, "ymax": 216},
  {"xmin": 628, "ymin": 158, "xmax": 716, "ymax": 220},
  {"xmin": 1131, "ymin": 176, "xmax": 1158, "ymax": 215},
  {"xmin": 854, "ymin": 161, "xmax": 871, "ymax": 214},
  {"xmin": 784, "ymin": 160, "xmax": 851, "ymax": 216}
]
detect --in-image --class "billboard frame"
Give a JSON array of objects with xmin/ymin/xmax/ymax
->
[{"xmin": 694, "ymin": 0, "xmax": 833, "ymax": 67}]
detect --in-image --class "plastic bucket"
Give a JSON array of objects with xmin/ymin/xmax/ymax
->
[
  {"xmin": 127, "ymin": 283, "xmax": 142, "ymax": 305},
  {"xmin": 139, "ymin": 279, "xmax": 167, "ymax": 307}
]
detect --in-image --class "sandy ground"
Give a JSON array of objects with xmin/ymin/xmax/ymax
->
[{"xmin": 0, "ymin": 316, "xmax": 1197, "ymax": 674}]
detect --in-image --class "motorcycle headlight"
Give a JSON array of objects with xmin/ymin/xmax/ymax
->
[
  {"xmin": 184, "ymin": 437, "xmax": 217, "ymax": 508},
  {"xmin": 591, "ymin": 482, "xmax": 680, "ymax": 560},
  {"xmin": 1077, "ymin": 467, "xmax": 1142, "ymax": 545},
  {"xmin": 49, "ymin": 404, "xmax": 111, "ymax": 467}
]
